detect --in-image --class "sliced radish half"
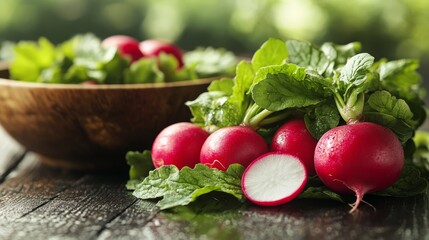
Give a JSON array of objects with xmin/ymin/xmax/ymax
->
[{"xmin": 241, "ymin": 152, "xmax": 307, "ymax": 206}]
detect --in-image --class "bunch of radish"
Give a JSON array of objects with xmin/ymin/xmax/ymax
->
[
  {"xmin": 147, "ymin": 38, "xmax": 422, "ymax": 213},
  {"xmin": 151, "ymin": 117, "xmax": 404, "ymax": 212},
  {"xmin": 101, "ymin": 35, "xmax": 184, "ymax": 67}
]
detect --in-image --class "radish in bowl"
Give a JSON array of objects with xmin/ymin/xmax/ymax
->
[{"xmin": 101, "ymin": 35, "xmax": 144, "ymax": 62}]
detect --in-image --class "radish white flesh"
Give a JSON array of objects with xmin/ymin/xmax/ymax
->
[{"xmin": 241, "ymin": 153, "xmax": 307, "ymax": 206}]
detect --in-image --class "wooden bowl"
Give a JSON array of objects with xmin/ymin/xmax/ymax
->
[{"xmin": 0, "ymin": 64, "xmax": 211, "ymax": 170}]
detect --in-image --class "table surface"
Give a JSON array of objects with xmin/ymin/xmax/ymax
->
[{"xmin": 0, "ymin": 127, "xmax": 428, "ymax": 240}]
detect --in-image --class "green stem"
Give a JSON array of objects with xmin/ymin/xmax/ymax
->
[
  {"xmin": 346, "ymin": 92, "xmax": 365, "ymax": 124},
  {"xmin": 333, "ymin": 91, "xmax": 365, "ymax": 124},
  {"xmin": 242, "ymin": 103, "xmax": 261, "ymax": 126},
  {"xmin": 248, "ymin": 109, "xmax": 273, "ymax": 127},
  {"xmin": 333, "ymin": 91, "xmax": 347, "ymax": 121},
  {"xmin": 259, "ymin": 111, "xmax": 290, "ymax": 126}
]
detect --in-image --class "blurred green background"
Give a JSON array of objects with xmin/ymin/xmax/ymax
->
[{"xmin": 0, "ymin": 0, "xmax": 428, "ymax": 84}]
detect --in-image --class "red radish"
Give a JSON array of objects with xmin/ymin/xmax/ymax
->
[
  {"xmin": 271, "ymin": 119, "xmax": 318, "ymax": 176},
  {"xmin": 139, "ymin": 39, "xmax": 184, "ymax": 68},
  {"xmin": 102, "ymin": 35, "xmax": 144, "ymax": 62},
  {"xmin": 242, "ymin": 152, "xmax": 307, "ymax": 206},
  {"xmin": 81, "ymin": 80, "xmax": 97, "ymax": 85},
  {"xmin": 314, "ymin": 122, "xmax": 404, "ymax": 212},
  {"xmin": 152, "ymin": 122, "xmax": 209, "ymax": 169},
  {"xmin": 200, "ymin": 126, "xmax": 268, "ymax": 171}
]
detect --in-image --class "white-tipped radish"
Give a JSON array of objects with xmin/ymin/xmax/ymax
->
[{"xmin": 241, "ymin": 152, "xmax": 307, "ymax": 206}]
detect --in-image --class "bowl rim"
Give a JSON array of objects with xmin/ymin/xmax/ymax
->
[
  {"xmin": 0, "ymin": 77, "xmax": 215, "ymax": 90},
  {"xmin": 0, "ymin": 61, "xmax": 217, "ymax": 89}
]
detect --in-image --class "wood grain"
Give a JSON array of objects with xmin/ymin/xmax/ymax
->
[
  {"xmin": 0, "ymin": 154, "xmax": 428, "ymax": 240},
  {"xmin": 0, "ymin": 112, "xmax": 428, "ymax": 239},
  {"xmin": 0, "ymin": 154, "xmax": 84, "ymax": 222},
  {"xmin": 0, "ymin": 160, "xmax": 134, "ymax": 239},
  {"xmin": 99, "ymin": 195, "xmax": 429, "ymax": 240}
]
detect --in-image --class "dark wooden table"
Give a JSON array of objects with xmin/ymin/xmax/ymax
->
[{"xmin": 0, "ymin": 127, "xmax": 428, "ymax": 240}]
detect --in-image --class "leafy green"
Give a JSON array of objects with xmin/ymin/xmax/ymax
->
[
  {"xmin": 186, "ymin": 61, "xmax": 255, "ymax": 130},
  {"xmin": 286, "ymin": 40, "xmax": 330, "ymax": 75},
  {"xmin": 338, "ymin": 53, "xmax": 375, "ymax": 90},
  {"xmin": 251, "ymin": 63, "xmax": 305, "ymax": 89},
  {"xmin": 364, "ymin": 90, "xmax": 415, "ymax": 143},
  {"xmin": 252, "ymin": 38, "xmax": 288, "ymax": 70},
  {"xmin": 252, "ymin": 71, "xmax": 325, "ymax": 111},
  {"xmin": 207, "ymin": 78, "xmax": 234, "ymax": 94},
  {"xmin": 228, "ymin": 61, "xmax": 255, "ymax": 120},
  {"xmin": 131, "ymin": 164, "xmax": 245, "ymax": 210},
  {"xmin": 9, "ymin": 34, "xmax": 129, "ymax": 84},
  {"xmin": 7, "ymin": 34, "xmax": 237, "ymax": 84},
  {"xmin": 366, "ymin": 91, "xmax": 414, "ymax": 122},
  {"xmin": 378, "ymin": 59, "xmax": 424, "ymax": 103},
  {"xmin": 9, "ymin": 37, "xmax": 58, "ymax": 82},
  {"xmin": 298, "ymin": 186, "xmax": 346, "ymax": 203},
  {"xmin": 321, "ymin": 42, "xmax": 361, "ymax": 66},
  {"xmin": 183, "ymin": 47, "xmax": 238, "ymax": 78},
  {"xmin": 187, "ymin": 36, "xmax": 425, "ymax": 143},
  {"xmin": 124, "ymin": 58, "xmax": 164, "ymax": 84},
  {"xmin": 332, "ymin": 53, "xmax": 379, "ymax": 123},
  {"xmin": 413, "ymin": 131, "xmax": 429, "ymax": 172},
  {"xmin": 125, "ymin": 150, "xmax": 155, "ymax": 190},
  {"xmin": 298, "ymin": 176, "xmax": 346, "ymax": 202},
  {"xmin": 254, "ymin": 43, "xmax": 378, "ymax": 126},
  {"xmin": 187, "ymin": 38, "xmax": 294, "ymax": 130},
  {"xmin": 373, "ymin": 163, "xmax": 428, "ymax": 197},
  {"xmin": 186, "ymin": 90, "xmax": 235, "ymax": 131},
  {"xmin": 304, "ymin": 102, "xmax": 341, "ymax": 139},
  {"xmin": 186, "ymin": 78, "xmax": 237, "ymax": 130},
  {"xmin": 157, "ymin": 52, "xmax": 199, "ymax": 82}
]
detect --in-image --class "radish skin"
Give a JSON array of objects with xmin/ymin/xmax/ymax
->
[
  {"xmin": 314, "ymin": 122, "xmax": 404, "ymax": 212},
  {"xmin": 152, "ymin": 122, "xmax": 209, "ymax": 169},
  {"xmin": 102, "ymin": 35, "xmax": 144, "ymax": 62},
  {"xmin": 139, "ymin": 40, "xmax": 184, "ymax": 68},
  {"xmin": 200, "ymin": 126, "xmax": 268, "ymax": 171},
  {"xmin": 271, "ymin": 119, "xmax": 318, "ymax": 176}
]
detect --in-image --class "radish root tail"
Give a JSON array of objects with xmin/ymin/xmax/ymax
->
[
  {"xmin": 348, "ymin": 189, "xmax": 375, "ymax": 213},
  {"xmin": 349, "ymin": 190, "xmax": 363, "ymax": 213},
  {"xmin": 332, "ymin": 180, "xmax": 376, "ymax": 214},
  {"xmin": 207, "ymin": 160, "xmax": 227, "ymax": 171}
]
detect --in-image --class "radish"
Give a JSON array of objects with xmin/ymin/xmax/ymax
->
[
  {"xmin": 200, "ymin": 126, "xmax": 268, "ymax": 171},
  {"xmin": 102, "ymin": 35, "xmax": 144, "ymax": 62},
  {"xmin": 314, "ymin": 122, "xmax": 404, "ymax": 212},
  {"xmin": 152, "ymin": 122, "xmax": 209, "ymax": 169},
  {"xmin": 81, "ymin": 80, "xmax": 97, "ymax": 85},
  {"xmin": 241, "ymin": 152, "xmax": 307, "ymax": 206},
  {"xmin": 271, "ymin": 119, "xmax": 318, "ymax": 176},
  {"xmin": 139, "ymin": 39, "xmax": 184, "ymax": 68}
]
